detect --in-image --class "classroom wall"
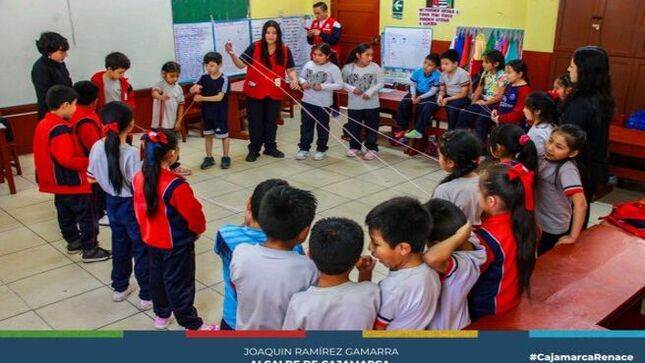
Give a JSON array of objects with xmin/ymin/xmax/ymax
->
[{"xmin": 249, "ymin": 0, "xmax": 314, "ymax": 18}]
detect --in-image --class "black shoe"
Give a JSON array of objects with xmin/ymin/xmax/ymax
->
[
  {"xmin": 263, "ymin": 149, "xmax": 285, "ymax": 158},
  {"xmin": 245, "ymin": 152, "xmax": 260, "ymax": 162},
  {"xmin": 200, "ymin": 157, "xmax": 215, "ymax": 170},
  {"xmin": 220, "ymin": 156, "xmax": 231, "ymax": 169},
  {"xmin": 82, "ymin": 247, "xmax": 112, "ymax": 263},
  {"xmin": 66, "ymin": 240, "xmax": 82, "ymax": 255}
]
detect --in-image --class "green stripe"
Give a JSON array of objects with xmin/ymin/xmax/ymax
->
[{"xmin": 0, "ymin": 330, "xmax": 123, "ymax": 338}]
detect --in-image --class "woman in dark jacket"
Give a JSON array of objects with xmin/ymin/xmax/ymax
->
[
  {"xmin": 561, "ymin": 46, "xmax": 615, "ymax": 225},
  {"xmin": 31, "ymin": 32, "xmax": 73, "ymax": 120}
]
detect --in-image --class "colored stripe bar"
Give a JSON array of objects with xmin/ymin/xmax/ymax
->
[
  {"xmin": 0, "ymin": 330, "xmax": 123, "ymax": 338},
  {"xmin": 186, "ymin": 330, "xmax": 307, "ymax": 338},
  {"xmin": 530, "ymin": 331, "xmax": 645, "ymax": 339},
  {"xmin": 363, "ymin": 330, "xmax": 478, "ymax": 338}
]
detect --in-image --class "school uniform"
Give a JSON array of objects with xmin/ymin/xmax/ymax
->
[
  {"xmin": 283, "ymin": 281, "xmax": 380, "ymax": 330},
  {"xmin": 527, "ymin": 123, "xmax": 555, "ymax": 158},
  {"xmin": 33, "ymin": 112, "xmax": 98, "ymax": 252},
  {"xmin": 438, "ymin": 67, "xmax": 471, "ymax": 130},
  {"xmin": 151, "ymin": 80, "xmax": 185, "ymax": 130},
  {"xmin": 342, "ymin": 62, "xmax": 384, "ymax": 151},
  {"xmin": 298, "ymin": 60, "xmax": 343, "ymax": 152},
  {"xmin": 196, "ymin": 73, "xmax": 230, "ymax": 138},
  {"xmin": 132, "ymin": 169, "xmax": 206, "ymax": 330},
  {"xmin": 87, "ymin": 140, "xmax": 149, "ymax": 300},
  {"xmin": 375, "ymin": 264, "xmax": 440, "ymax": 330},
  {"xmin": 536, "ymin": 158, "xmax": 584, "ymax": 254},
  {"xmin": 230, "ymin": 244, "xmax": 318, "ymax": 330},
  {"xmin": 433, "ymin": 176, "xmax": 483, "ymax": 225},
  {"xmin": 214, "ymin": 224, "xmax": 305, "ymax": 330},
  {"xmin": 468, "ymin": 213, "xmax": 521, "ymax": 321},
  {"xmin": 90, "ymin": 70, "xmax": 136, "ymax": 111},
  {"xmin": 428, "ymin": 235, "xmax": 486, "ymax": 330},
  {"xmin": 396, "ymin": 68, "xmax": 441, "ymax": 133},
  {"xmin": 455, "ymin": 70, "xmax": 507, "ymax": 133}
]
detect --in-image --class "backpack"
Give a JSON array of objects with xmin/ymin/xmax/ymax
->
[
  {"xmin": 626, "ymin": 110, "xmax": 645, "ymax": 131},
  {"xmin": 601, "ymin": 200, "xmax": 645, "ymax": 238}
]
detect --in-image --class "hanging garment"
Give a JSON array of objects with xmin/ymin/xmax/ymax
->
[
  {"xmin": 459, "ymin": 31, "xmax": 472, "ymax": 68},
  {"xmin": 485, "ymin": 30, "xmax": 496, "ymax": 52},
  {"xmin": 501, "ymin": 34, "xmax": 510, "ymax": 56},
  {"xmin": 506, "ymin": 37, "xmax": 520, "ymax": 61},
  {"xmin": 469, "ymin": 59, "xmax": 483, "ymax": 79},
  {"xmin": 455, "ymin": 31, "xmax": 466, "ymax": 57},
  {"xmin": 472, "ymin": 32, "xmax": 486, "ymax": 60},
  {"xmin": 517, "ymin": 36, "xmax": 523, "ymax": 58},
  {"xmin": 494, "ymin": 31, "xmax": 503, "ymax": 50}
]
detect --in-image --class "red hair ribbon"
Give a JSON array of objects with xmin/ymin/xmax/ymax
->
[
  {"xmin": 506, "ymin": 163, "xmax": 535, "ymax": 211},
  {"xmin": 101, "ymin": 122, "xmax": 120, "ymax": 137},
  {"xmin": 519, "ymin": 134, "xmax": 530, "ymax": 146},
  {"xmin": 146, "ymin": 130, "xmax": 168, "ymax": 144}
]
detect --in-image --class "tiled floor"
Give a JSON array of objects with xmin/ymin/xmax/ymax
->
[{"xmin": 0, "ymin": 109, "xmax": 640, "ymax": 330}]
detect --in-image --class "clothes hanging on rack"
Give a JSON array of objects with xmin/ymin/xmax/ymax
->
[
  {"xmin": 501, "ymin": 33, "xmax": 510, "ymax": 56},
  {"xmin": 473, "ymin": 32, "xmax": 486, "ymax": 60},
  {"xmin": 506, "ymin": 36, "xmax": 520, "ymax": 61},
  {"xmin": 494, "ymin": 31, "xmax": 503, "ymax": 51},
  {"xmin": 459, "ymin": 30, "xmax": 472, "ymax": 68},
  {"xmin": 485, "ymin": 29, "xmax": 496, "ymax": 52},
  {"xmin": 454, "ymin": 30, "xmax": 465, "ymax": 58}
]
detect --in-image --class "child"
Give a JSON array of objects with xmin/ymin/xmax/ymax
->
[
  {"xmin": 342, "ymin": 43, "xmax": 384, "ymax": 160},
  {"xmin": 488, "ymin": 124, "xmax": 538, "ymax": 172},
  {"xmin": 32, "ymin": 85, "xmax": 111, "ymax": 262},
  {"xmin": 455, "ymin": 50, "xmax": 507, "ymax": 134},
  {"xmin": 490, "ymin": 60, "xmax": 530, "ymax": 137},
  {"xmin": 151, "ymin": 62, "xmax": 185, "ymax": 133},
  {"xmin": 71, "ymin": 81, "xmax": 108, "ymax": 226},
  {"xmin": 367, "ymin": 197, "xmax": 440, "ymax": 330},
  {"xmin": 394, "ymin": 53, "xmax": 441, "ymax": 139},
  {"xmin": 548, "ymin": 73, "xmax": 572, "ymax": 105},
  {"xmin": 190, "ymin": 52, "xmax": 231, "ymax": 170},
  {"xmin": 437, "ymin": 49, "xmax": 471, "ymax": 130},
  {"xmin": 432, "ymin": 130, "xmax": 483, "ymax": 225},
  {"xmin": 91, "ymin": 52, "xmax": 135, "ymax": 111},
  {"xmin": 132, "ymin": 129, "xmax": 215, "ymax": 331},
  {"xmin": 524, "ymin": 91, "xmax": 559, "ymax": 157},
  {"xmin": 423, "ymin": 199, "xmax": 486, "ymax": 330},
  {"xmin": 230, "ymin": 185, "xmax": 318, "ymax": 330},
  {"xmin": 283, "ymin": 217, "xmax": 380, "ymax": 330},
  {"xmin": 214, "ymin": 178, "xmax": 305, "ymax": 330},
  {"xmin": 536, "ymin": 124, "xmax": 588, "ymax": 255},
  {"xmin": 296, "ymin": 43, "xmax": 343, "ymax": 161},
  {"xmin": 469, "ymin": 163, "xmax": 537, "ymax": 321},
  {"xmin": 87, "ymin": 102, "xmax": 150, "ymax": 308}
]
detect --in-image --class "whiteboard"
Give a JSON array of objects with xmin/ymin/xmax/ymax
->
[
  {"xmin": 382, "ymin": 27, "xmax": 433, "ymax": 70},
  {"xmin": 213, "ymin": 20, "xmax": 251, "ymax": 77},
  {"xmin": 250, "ymin": 16, "xmax": 312, "ymax": 68},
  {"xmin": 0, "ymin": 0, "xmax": 175, "ymax": 108},
  {"xmin": 174, "ymin": 22, "xmax": 215, "ymax": 83}
]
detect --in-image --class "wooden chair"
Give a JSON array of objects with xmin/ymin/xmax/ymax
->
[{"xmin": 0, "ymin": 125, "xmax": 20, "ymax": 194}]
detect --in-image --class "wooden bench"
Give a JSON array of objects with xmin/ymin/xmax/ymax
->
[{"xmin": 609, "ymin": 122, "xmax": 645, "ymax": 183}]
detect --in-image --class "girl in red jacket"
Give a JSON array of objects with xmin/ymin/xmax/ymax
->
[{"xmin": 132, "ymin": 129, "xmax": 216, "ymax": 331}]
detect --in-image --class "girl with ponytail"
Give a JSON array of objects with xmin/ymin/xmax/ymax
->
[
  {"xmin": 432, "ymin": 130, "xmax": 484, "ymax": 225},
  {"xmin": 488, "ymin": 123, "xmax": 538, "ymax": 173},
  {"xmin": 88, "ymin": 101, "xmax": 150, "ymax": 307},
  {"xmin": 468, "ymin": 162, "xmax": 537, "ymax": 321},
  {"xmin": 132, "ymin": 129, "xmax": 216, "ymax": 331}
]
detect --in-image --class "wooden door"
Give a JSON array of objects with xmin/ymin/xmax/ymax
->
[
  {"xmin": 553, "ymin": 0, "xmax": 602, "ymax": 53},
  {"xmin": 627, "ymin": 59, "xmax": 645, "ymax": 113},
  {"xmin": 596, "ymin": 0, "xmax": 644, "ymax": 57},
  {"xmin": 331, "ymin": 0, "xmax": 381, "ymax": 67}
]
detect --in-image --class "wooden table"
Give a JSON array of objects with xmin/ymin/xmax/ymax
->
[
  {"xmin": 467, "ymin": 223, "xmax": 645, "ymax": 330},
  {"xmin": 609, "ymin": 124, "xmax": 645, "ymax": 182}
]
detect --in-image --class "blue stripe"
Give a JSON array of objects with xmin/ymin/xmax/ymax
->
[
  {"xmin": 530, "ymin": 331, "xmax": 645, "ymax": 338},
  {"xmin": 469, "ymin": 229, "xmax": 504, "ymax": 319}
]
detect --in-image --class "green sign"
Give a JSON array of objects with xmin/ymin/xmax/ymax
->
[{"xmin": 392, "ymin": 0, "xmax": 404, "ymax": 20}]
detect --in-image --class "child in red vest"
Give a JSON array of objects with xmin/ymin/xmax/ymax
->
[
  {"xmin": 32, "ymin": 85, "xmax": 111, "ymax": 263},
  {"xmin": 91, "ymin": 52, "xmax": 136, "ymax": 111}
]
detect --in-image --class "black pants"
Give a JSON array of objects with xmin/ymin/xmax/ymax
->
[
  {"xmin": 445, "ymin": 97, "xmax": 470, "ymax": 130},
  {"xmin": 106, "ymin": 195, "xmax": 150, "ymax": 299},
  {"xmin": 92, "ymin": 183, "xmax": 106, "ymax": 220},
  {"xmin": 395, "ymin": 93, "xmax": 438, "ymax": 132},
  {"xmin": 347, "ymin": 108, "xmax": 380, "ymax": 151},
  {"xmin": 298, "ymin": 102, "xmax": 330, "ymax": 152},
  {"xmin": 246, "ymin": 96, "xmax": 281, "ymax": 154},
  {"xmin": 455, "ymin": 103, "xmax": 494, "ymax": 143},
  {"xmin": 148, "ymin": 243, "xmax": 202, "ymax": 330},
  {"xmin": 538, "ymin": 230, "xmax": 568, "ymax": 256},
  {"xmin": 54, "ymin": 194, "xmax": 98, "ymax": 251}
]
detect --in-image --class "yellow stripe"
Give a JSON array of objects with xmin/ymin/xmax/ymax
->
[{"xmin": 363, "ymin": 330, "xmax": 478, "ymax": 338}]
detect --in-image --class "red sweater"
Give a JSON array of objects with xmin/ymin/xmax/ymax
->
[
  {"xmin": 70, "ymin": 105, "xmax": 102, "ymax": 156},
  {"xmin": 132, "ymin": 169, "xmax": 206, "ymax": 249},
  {"xmin": 33, "ymin": 112, "xmax": 91, "ymax": 195},
  {"xmin": 90, "ymin": 71, "xmax": 136, "ymax": 111},
  {"xmin": 497, "ymin": 84, "xmax": 530, "ymax": 124}
]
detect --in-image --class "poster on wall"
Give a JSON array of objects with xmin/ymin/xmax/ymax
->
[
  {"xmin": 419, "ymin": 5, "xmax": 458, "ymax": 26},
  {"xmin": 426, "ymin": 0, "xmax": 454, "ymax": 8}
]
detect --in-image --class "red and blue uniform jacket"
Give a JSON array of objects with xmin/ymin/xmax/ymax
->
[
  {"xmin": 132, "ymin": 169, "xmax": 206, "ymax": 250},
  {"xmin": 70, "ymin": 105, "xmax": 102, "ymax": 156},
  {"xmin": 90, "ymin": 70, "xmax": 136, "ymax": 111}
]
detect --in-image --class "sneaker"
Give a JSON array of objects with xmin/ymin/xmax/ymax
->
[
  {"xmin": 81, "ymin": 247, "xmax": 111, "ymax": 263},
  {"xmin": 66, "ymin": 240, "xmax": 82, "ymax": 255},
  {"xmin": 220, "ymin": 156, "xmax": 231, "ymax": 169},
  {"xmin": 112, "ymin": 285, "xmax": 136, "ymax": 302},
  {"xmin": 312, "ymin": 151, "xmax": 326, "ymax": 161},
  {"xmin": 295, "ymin": 150, "xmax": 309, "ymax": 160},
  {"xmin": 331, "ymin": 110, "xmax": 341, "ymax": 118},
  {"xmin": 197, "ymin": 323, "xmax": 219, "ymax": 331},
  {"xmin": 363, "ymin": 150, "xmax": 378, "ymax": 160},
  {"xmin": 245, "ymin": 152, "xmax": 260, "ymax": 162},
  {"xmin": 172, "ymin": 165, "xmax": 192, "ymax": 176},
  {"xmin": 200, "ymin": 157, "xmax": 215, "ymax": 170},
  {"xmin": 263, "ymin": 149, "xmax": 285, "ymax": 158},
  {"xmin": 346, "ymin": 149, "xmax": 360, "ymax": 158},
  {"xmin": 139, "ymin": 299, "xmax": 153, "ymax": 310},
  {"xmin": 404, "ymin": 129, "xmax": 423, "ymax": 139},
  {"xmin": 154, "ymin": 315, "xmax": 173, "ymax": 330},
  {"xmin": 98, "ymin": 215, "xmax": 110, "ymax": 226},
  {"xmin": 393, "ymin": 130, "xmax": 406, "ymax": 140}
]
